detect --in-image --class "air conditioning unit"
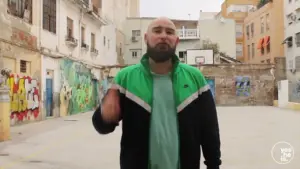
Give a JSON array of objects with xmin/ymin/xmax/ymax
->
[{"xmin": 131, "ymin": 36, "xmax": 138, "ymax": 42}]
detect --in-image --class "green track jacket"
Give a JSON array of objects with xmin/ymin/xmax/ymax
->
[{"xmin": 92, "ymin": 54, "xmax": 222, "ymax": 169}]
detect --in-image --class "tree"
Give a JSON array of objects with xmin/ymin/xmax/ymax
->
[{"xmin": 202, "ymin": 39, "xmax": 220, "ymax": 55}]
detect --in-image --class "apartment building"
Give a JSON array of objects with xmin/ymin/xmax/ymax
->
[
  {"xmin": 1, "ymin": 0, "xmax": 41, "ymax": 125},
  {"xmin": 283, "ymin": 0, "xmax": 300, "ymax": 103},
  {"xmin": 0, "ymin": 0, "xmax": 136, "ymax": 125},
  {"xmin": 284, "ymin": 0, "xmax": 300, "ymax": 72},
  {"xmin": 124, "ymin": 17, "xmax": 200, "ymax": 64},
  {"xmin": 220, "ymin": 0, "xmax": 259, "ymax": 61},
  {"xmin": 244, "ymin": 0, "xmax": 285, "ymax": 64}
]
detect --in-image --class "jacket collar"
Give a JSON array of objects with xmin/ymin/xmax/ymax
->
[{"xmin": 140, "ymin": 53, "xmax": 180, "ymax": 76}]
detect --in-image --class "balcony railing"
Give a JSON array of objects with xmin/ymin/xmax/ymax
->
[{"xmin": 177, "ymin": 29, "xmax": 199, "ymax": 39}]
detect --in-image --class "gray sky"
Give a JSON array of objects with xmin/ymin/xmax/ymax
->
[{"xmin": 140, "ymin": 0, "xmax": 224, "ymax": 20}]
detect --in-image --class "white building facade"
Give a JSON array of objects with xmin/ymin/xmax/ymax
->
[
  {"xmin": 124, "ymin": 17, "xmax": 200, "ymax": 64},
  {"xmin": 284, "ymin": 0, "xmax": 300, "ymax": 72},
  {"xmin": 283, "ymin": 0, "xmax": 300, "ymax": 103}
]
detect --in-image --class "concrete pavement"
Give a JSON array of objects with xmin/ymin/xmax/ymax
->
[{"xmin": 0, "ymin": 107, "xmax": 299, "ymax": 169}]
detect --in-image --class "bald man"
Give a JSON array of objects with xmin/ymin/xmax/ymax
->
[{"xmin": 92, "ymin": 17, "xmax": 222, "ymax": 169}]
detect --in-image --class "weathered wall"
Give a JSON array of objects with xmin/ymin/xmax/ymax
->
[
  {"xmin": 197, "ymin": 64, "xmax": 275, "ymax": 106},
  {"xmin": 60, "ymin": 59, "xmax": 99, "ymax": 115}
]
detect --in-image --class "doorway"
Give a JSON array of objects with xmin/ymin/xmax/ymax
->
[{"xmin": 46, "ymin": 70, "xmax": 54, "ymax": 117}]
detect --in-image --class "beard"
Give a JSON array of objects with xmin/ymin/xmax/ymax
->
[{"xmin": 146, "ymin": 42, "xmax": 176, "ymax": 63}]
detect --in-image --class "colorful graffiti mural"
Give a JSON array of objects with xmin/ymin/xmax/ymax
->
[
  {"xmin": 60, "ymin": 59, "xmax": 99, "ymax": 115},
  {"xmin": 6, "ymin": 74, "xmax": 40, "ymax": 125},
  {"xmin": 235, "ymin": 76, "xmax": 250, "ymax": 97}
]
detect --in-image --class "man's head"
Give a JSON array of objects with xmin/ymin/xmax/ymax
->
[{"xmin": 144, "ymin": 17, "xmax": 179, "ymax": 63}]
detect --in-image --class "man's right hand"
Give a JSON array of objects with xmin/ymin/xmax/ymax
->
[{"xmin": 101, "ymin": 89, "xmax": 121, "ymax": 123}]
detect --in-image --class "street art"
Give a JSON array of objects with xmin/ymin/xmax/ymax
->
[
  {"xmin": 6, "ymin": 74, "xmax": 40, "ymax": 125},
  {"xmin": 235, "ymin": 76, "xmax": 250, "ymax": 97},
  {"xmin": 60, "ymin": 59, "xmax": 98, "ymax": 115}
]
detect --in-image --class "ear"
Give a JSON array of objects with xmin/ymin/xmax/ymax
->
[
  {"xmin": 175, "ymin": 36, "xmax": 179, "ymax": 45},
  {"xmin": 144, "ymin": 33, "xmax": 148, "ymax": 44}
]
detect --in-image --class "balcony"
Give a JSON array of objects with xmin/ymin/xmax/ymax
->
[
  {"xmin": 81, "ymin": 42, "xmax": 89, "ymax": 50},
  {"xmin": 177, "ymin": 29, "xmax": 199, "ymax": 39},
  {"xmin": 65, "ymin": 36, "xmax": 78, "ymax": 47},
  {"xmin": 90, "ymin": 47, "xmax": 98, "ymax": 55},
  {"xmin": 87, "ymin": 6, "xmax": 108, "ymax": 25},
  {"xmin": 66, "ymin": 0, "xmax": 90, "ymax": 10}
]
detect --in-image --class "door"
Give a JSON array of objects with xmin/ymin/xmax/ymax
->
[
  {"xmin": 46, "ymin": 70, "xmax": 54, "ymax": 117},
  {"xmin": 206, "ymin": 78, "xmax": 215, "ymax": 99}
]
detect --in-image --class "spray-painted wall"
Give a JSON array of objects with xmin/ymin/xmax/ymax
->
[
  {"xmin": 59, "ymin": 59, "xmax": 99, "ymax": 115},
  {"xmin": 7, "ymin": 74, "xmax": 40, "ymax": 125}
]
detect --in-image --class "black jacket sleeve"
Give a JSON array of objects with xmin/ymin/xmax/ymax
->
[
  {"xmin": 92, "ymin": 106, "xmax": 120, "ymax": 134},
  {"xmin": 199, "ymin": 90, "xmax": 222, "ymax": 169}
]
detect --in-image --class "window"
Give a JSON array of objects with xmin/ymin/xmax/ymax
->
[
  {"xmin": 251, "ymin": 43, "xmax": 255, "ymax": 58},
  {"xmin": 132, "ymin": 30, "xmax": 141, "ymax": 37},
  {"xmin": 266, "ymin": 13, "xmax": 270, "ymax": 30},
  {"xmin": 235, "ymin": 24, "xmax": 243, "ymax": 38},
  {"xmin": 67, "ymin": 17, "xmax": 73, "ymax": 37},
  {"xmin": 103, "ymin": 36, "xmax": 106, "ymax": 46},
  {"xmin": 132, "ymin": 51, "xmax": 138, "ymax": 58},
  {"xmin": 246, "ymin": 25, "xmax": 250, "ymax": 40},
  {"xmin": 91, "ymin": 33, "xmax": 95, "ymax": 49},
  {"xmin": 260, "ymin": 17, "xmax": 264, "ymax": 33},
  {"xmin": 236, "ymin": 43, "xmax": 243, "ymax": 57},
  {"xmin": 296, "ymin": 32, "xmax": 300, "ymax": 47},
  {"xmin": 7, "ymin": 0, "xmax": 32, "ymax": 23},
  {"xmin": 247, "ymin": 45, "xmax": 250, "ymax": 60},
  {"xmin": 20, "ymin": 60, "xmax": 30, "ymax": 74},
  {"xmin": 81, "ymin": 27, "xmax": 85, "ymax": 42},
  {"xmin": 250, "ymin": 23, "xmax": 254, "ymax": 38},
  {"xmin": 43, "ymin": 0, "xmax": 56, "ymax": 33}
]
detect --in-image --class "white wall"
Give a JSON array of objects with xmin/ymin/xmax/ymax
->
[
  {"xmin": 40, "ymin": 0, "xmax": 118, "ymax": 66},
  {"xmin": 278, "ymin": 80, "xmax": 289, "ymax": 108},
  {"xmin": 198, "ymin": 19, "xmax": 237, "ymax": 59},
  {"xmin": 284, "ymin": 0, "xmax": 300, "ymax": 70},
  {"xmin": 42, "ymin": 56, "xmax": 61, "ymax": 93}
]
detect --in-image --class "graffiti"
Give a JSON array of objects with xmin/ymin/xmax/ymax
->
[
  {"xmin": 60, "ymin": 59, "xmax": 99, "ymax": 115},
  {"xmin": 235, "ymin": 76, "xmax": 250, "ymax": 96},
  {"xmin": 59, "ymin": 81, "xmax": 72, "ymax": 117},
  {"xmin": 6, "ymin": 74, "xmax": 39, "ymax": 125},
  {"xmin": 11, "ymin": 27, "xmax": 37, "ymax": 49}
]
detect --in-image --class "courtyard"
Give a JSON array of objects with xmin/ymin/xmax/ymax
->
[{"xmin": 0, "ymin": 106, "xmax": 299, "ymax": 169}]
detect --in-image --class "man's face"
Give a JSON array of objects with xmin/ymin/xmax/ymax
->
[{"xmin": 145, "ymin": 19, "xmax": 179, "ymax": 63}]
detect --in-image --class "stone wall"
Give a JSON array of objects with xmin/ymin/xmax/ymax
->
[{"xmin": 196, "ymin": 64, "xmax": 276, "ymax": 106}]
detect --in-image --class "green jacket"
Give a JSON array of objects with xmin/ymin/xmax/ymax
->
[{"xmin": 93, "ymin": 54, "xmax": 222, "ymax": 169}]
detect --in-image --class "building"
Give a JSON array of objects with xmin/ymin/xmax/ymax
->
[
  {"xmin": 243, "ymin": 0, "xmax": 285, "ymax": 64},
  {"xmin": 198, "ymin": 15, "xmax": 237, "ymax": 60},
  {"xmin": 220, "ymin": 0, "xmax": 259, "ymax": 61},
  {"xmin": 1, "ymin": 0, "xmax": 42, "ymax": 125},
  {"xmin": 283, "ymin": 0, "xmax": 300, "ymax": 103},
  {"xmin": 0, "ymin": 0, "xmax": 138, "ymax": 126},
  {"xmin": 123, "ymin": 17, "xmax": 200, "ymax": 64}
]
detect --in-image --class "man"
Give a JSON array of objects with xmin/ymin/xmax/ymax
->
[{"xmin": 92, "ymin": 17, "xmax": 222, "ymax": 169}]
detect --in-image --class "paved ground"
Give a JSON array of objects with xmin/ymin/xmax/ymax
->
[{"xmin": 0, "ymin": 106, "xmax": 299, "ymax": 169}]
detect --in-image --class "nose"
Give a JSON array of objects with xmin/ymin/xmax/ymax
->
[{"xmin": 159, "ymin": 31, "xmax": 168, "ymax": 39}]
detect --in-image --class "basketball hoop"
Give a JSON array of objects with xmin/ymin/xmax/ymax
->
[{"xmin": 195, "ymin": 56, "xmax": 205, "ymax": 67}]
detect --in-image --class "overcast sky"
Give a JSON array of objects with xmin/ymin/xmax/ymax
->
[{"xmin": 140, "ymin": 0, "xmax": 224, "ymax": 20}]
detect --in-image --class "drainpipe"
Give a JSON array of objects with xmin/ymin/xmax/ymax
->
[{"xmin": 79, "ymin": 9, "xmax": 83, "ymax": 58}]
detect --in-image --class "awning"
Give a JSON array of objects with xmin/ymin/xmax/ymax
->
[
  {"xmin": 264, "ymin": 36, "xmax": 270, "ymax": 47},
  {"xmin": 282, "ymin": 36, "xmax": 292, "ymax": 44},
  {"xmin": 257, "ymin": 38, "xmax": 264, "ymax": 49}
]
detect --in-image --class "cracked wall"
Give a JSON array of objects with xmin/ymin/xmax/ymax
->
[{"xmin": 198, "ymin": 64, "xmax": 275, "ymax": 106}]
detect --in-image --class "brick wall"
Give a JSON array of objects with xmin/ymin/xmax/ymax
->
[{"xmin": 196, "ymin": 64, "xmax": 276, "ymax": 106}]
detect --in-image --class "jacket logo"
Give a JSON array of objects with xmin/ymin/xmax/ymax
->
[{"xmin": 184, "ymin": 84, "xmax": 189, "ymax": 88}]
